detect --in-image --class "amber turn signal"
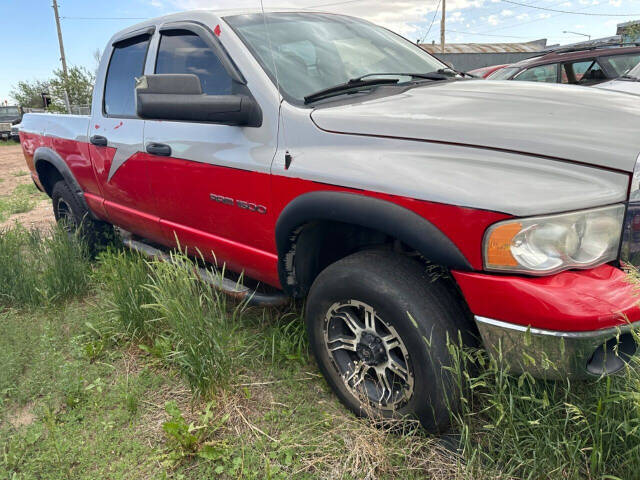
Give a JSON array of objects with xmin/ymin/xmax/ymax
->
[{"xmin": 485, "ymin": 222, "xmax": 522, "ymax": 268}]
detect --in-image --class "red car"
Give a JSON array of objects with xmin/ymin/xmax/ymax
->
[{"xmin": 468, "ymin": 64, "xmax": 509, "ymax": 78}]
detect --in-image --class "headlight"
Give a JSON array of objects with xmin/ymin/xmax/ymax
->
[{"xmin": 484, "ymin": 204, "xmax": 625, "ymax": 275}]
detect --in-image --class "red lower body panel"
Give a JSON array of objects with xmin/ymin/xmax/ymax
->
[
  {"xmin": 453, "ymin": 264, "xmax": 640, "ymax": 332},
  {"xmin": 159, "ymin": 219, "xmax": 280, "ymax": 287}
]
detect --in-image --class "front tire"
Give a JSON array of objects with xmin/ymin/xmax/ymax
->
[
  {"xmin": 305, "ymin": 250, "xmax": 473, "ymax": 432},
  {"xmin": 51, "ymin": 180, "xmax": 115, "ymax": 253}
]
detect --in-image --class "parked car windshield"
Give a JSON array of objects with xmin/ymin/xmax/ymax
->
[
  {"xmin": 486, "ymin": 66, "xmax": 520, "ymax": 80},
  {"xmin": 0, "ymin": 107, "xmax": 19, "ymax": 119},
  {"xmin": 225, "ymin": 12, "xmax": 446, "ymax": 103}
]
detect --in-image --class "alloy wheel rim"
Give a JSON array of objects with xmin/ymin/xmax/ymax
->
[
  {"xmin": 56, "ymin": 198, "xmax": 75, "ymax": 232},
  {"xmin": 323, "ymin": 300, "xmax": 414, "ymax": 411}
]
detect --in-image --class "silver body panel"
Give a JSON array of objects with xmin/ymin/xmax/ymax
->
[
  {"xmin": 310, "ymin": 80, "xmax": 640, "ymax": 173},
  {"xmin": 21, "ymin": 113, "xmax": 89, "ymax": 142},
  {"xmin": 277, "ymin": 102, "xmax": 628, "ymax": 216}
]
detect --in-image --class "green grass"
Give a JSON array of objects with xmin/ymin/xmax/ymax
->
[
  {"xmin": 0, "ymin": 226, "xmax": 90, "ymax": 306},
  {"xmin": 0, "ymin": 139, "xmax": 18, "ymax": 147},
  {"xmin": 3, "ymin": 225, "xmax": 640, "ymax": 479},
  {"xmin": 0, "ymin": 182, "xmax": 48, "ymax": 222}
]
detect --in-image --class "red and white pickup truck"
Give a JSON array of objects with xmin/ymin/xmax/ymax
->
[{"xmin": 19, "ymin": 9, "xmax": 640, "ymax": 431}]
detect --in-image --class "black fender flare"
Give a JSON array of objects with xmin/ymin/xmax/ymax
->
[
  {"xmin": 275, "ymin": 191, "xmax": 473, "ymax": 296},
  {"xmin": 33, "ymin": 146, "xmax": 97, "ymax": 219}
]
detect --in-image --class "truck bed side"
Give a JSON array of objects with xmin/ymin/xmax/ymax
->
[{"xmin": 19, "ymin": 113, "xmax": 106, "ymax": 217}]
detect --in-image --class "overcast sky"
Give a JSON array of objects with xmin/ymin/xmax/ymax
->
[{"xmin": 2, "ymin": 0, "xmax": 640, "ymax": 103}]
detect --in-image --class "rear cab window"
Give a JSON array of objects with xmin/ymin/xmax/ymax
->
[{"xmin": 104, "ymin": 34, "xmax": 151, "ymax": 117}]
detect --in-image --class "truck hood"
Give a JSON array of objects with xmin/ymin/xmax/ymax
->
[{"xmin": 310, "ymin": 80, "xmax": 640, "ymax": 172}]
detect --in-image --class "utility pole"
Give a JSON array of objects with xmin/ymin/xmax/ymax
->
[
  {"xmin": 52, "ymin": 0, "xmax": 72, "ymax": 113},
  {"xmin": 440, "ymin": 0, "xmax": 446, "ymax": 54}
]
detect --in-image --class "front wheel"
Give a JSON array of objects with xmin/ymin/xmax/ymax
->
[{"xmin": 305, "ymin": 250, "xmax": 473, "ymax": 432}]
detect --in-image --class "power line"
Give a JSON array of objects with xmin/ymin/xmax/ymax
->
[
  {"xmin": 303, "ymin": 0, "xmax": 369, "ymax": 9},
  {"xmin": 62, "ymin": 0, "xmax": 368, "ymax": 19},
  {"xmin": 447, "ymin": 29, "xmax": 534, "ymax": 38},
  {"xmin": 447, "ymin": 28, "xmax": 575, "ymax": 39},
  {"xmin": 473, "ymin": 0, "xmax": 600, "ymax": 34},
  {"xmin": 60, "ymin": 16, "xmax": 146, "ymax": 20},
  {"xmin": 420, "ymin": 0, "xmax": 442, "ymax": 43},
  {"xmin": 419, "ymin": 0, "xmax": 561, "ymax": 42},
  {"xmin": 501, "ymin": 0, "xmax": 640, "ymax": 16}
]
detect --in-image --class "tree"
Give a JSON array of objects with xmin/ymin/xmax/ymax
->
[
  {"xmin": 9, "ymin": 79, "xmax": 51, "ymax": 108},
  {"xmin": 49, "ymin": 65, "xmax": 95, "ymax": 109}
]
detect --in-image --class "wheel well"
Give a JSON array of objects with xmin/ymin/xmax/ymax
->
[
  {"xmin": 288, "ymin": 220, "xmax": 413, "ymax": 297},
  {"xmin": 289, "ymin": 220, "xmax": 479, "ymax": 339},
  {"xmin": 35, "ymin": 160, "xmax": 64, "ymax": 197}
]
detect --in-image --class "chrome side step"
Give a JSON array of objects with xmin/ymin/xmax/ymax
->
[{"xmin": 121, "ymin": 237, "xmax": 289, "ymax": 307}]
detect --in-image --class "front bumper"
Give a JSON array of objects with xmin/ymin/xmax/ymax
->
[
  {"xmin": 475, "ymin": 315, "xmax": 640, "ymax": 379},
  {"xmin": 453, "ymin": 264, "xmax": 640, "ymax": 379}
]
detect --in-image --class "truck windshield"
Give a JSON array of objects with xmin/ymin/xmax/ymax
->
[
  {"xmin": 0, "ymin": 107, "xmax": 19, "ymax": 118},
  {"xmin": 225, "ymin": 12, "xmax": 446, "ymax": 104}
]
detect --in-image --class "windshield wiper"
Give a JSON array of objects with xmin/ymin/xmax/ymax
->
[
  {"xmin": 619, "ymin": 74, "xmax": 639, "ymax": 81},
  {"xmin": 303, "ymin": 72, "xmax": 451, "ymax": 104},
  {"xmin": 304, "ymin": 78, "xmax": 400, "ymax": 104},
  {"xmin": 437, "ymin": 67, "xmax": 474, "ymax": 78},
  {"xmin": 356, "ymin": 72, "xmax": 451, "ymax": 82}
]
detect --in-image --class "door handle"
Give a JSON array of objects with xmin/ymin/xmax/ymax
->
[
  {"xmin": 146, "ymin": 143, "xmax": 172, "ymax": 157},
  {"xmin": 90, "ymin": 135, "xmax": 108, "ymax": 147}
]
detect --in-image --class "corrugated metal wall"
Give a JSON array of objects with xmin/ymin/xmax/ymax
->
[{"xmin": 432, "ymin": 52, "xmax": 541, "ymax": 72}]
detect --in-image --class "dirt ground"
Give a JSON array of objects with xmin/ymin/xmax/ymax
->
[{"xmin": 0, "ymin": 143, "xmax": 54, "ymax": 230}]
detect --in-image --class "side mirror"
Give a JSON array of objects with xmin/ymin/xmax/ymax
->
[{"xmin": 135, "ymin": 74, "xmax": 262, "ymax": 127}]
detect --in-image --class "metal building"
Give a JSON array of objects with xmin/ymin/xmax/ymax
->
[{"xmin": 419, "ymin": 39, "xmax": 548, "ymax": 72}]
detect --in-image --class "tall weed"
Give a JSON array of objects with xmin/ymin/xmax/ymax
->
[
  {"xmin": 96, "ymin": 250, "xmax": 155, "ymax": 338},
  {"xmin": 0, "ymin": 226, "xmax": 90, "ymax": 307},
  {"xmin": 145, "ymin": 254, "xmax": 248, "ymax": 395},
  {"xmin": 99, "ymin": 250, "xmax": 252, "ymax": 395},
  {"xmin": 447, "ymin": 340, "xmax": 640, "ymax": 479}
]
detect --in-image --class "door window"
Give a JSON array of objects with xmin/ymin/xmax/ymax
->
[
  {"xmin": 155, "ymin": 30, "xmax": 232, "ymax": 95},
  {"xmin": 104, "ymin": 35, "xmax": 151, "ymax": 117},
  {"xmin": 513, "ymin": 64, "xmax": 557, "ymax": 83},
  {"xmin": 561, "ymin": 60, "xmax": 606, "ymax": 85}
]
